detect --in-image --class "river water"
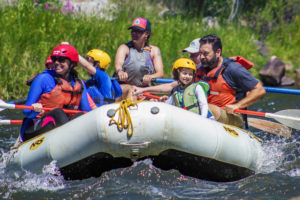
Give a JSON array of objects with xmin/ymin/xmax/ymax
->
[{"xmin": 0, "ymin": 92, "xmax": 299, "ymax": 199}]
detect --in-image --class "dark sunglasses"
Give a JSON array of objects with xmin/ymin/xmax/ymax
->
[
  {"xmin": 131, "ymin": 29, "xmax": 145, "ymax": 34},
  {"xmin": 52, "ymin": 56, "xmax": 68, "ymax": 63}
]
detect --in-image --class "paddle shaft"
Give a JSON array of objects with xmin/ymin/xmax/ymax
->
[
  {"xmin": 235, "ymin": 109, "xmax": 299, "ymax": 121},
  {"xmin": 151, "ymin": 78, "xmax": 300, "ymax": 95},
  {"xmin": 143, "ymin": 93, "xmax": 160, "ymax": 100},
  {"xmin": 0, "ymin": 120, "xmax": 23, "ymax": 125},
  {"xmin": 0, "ymin": 103, "xmax": 86, "ymax": 114}
]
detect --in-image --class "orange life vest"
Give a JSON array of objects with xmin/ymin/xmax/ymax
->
[
  {"xmin": 196, "ymin": 57, "xmax": 254, "ymax": 108},
  {"xmin": 37, "ymin": 77, "xmax": 84, "ymax": 112}
]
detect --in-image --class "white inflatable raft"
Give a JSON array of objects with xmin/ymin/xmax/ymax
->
[{"xmin": 8, "ymin": 101, "xmax": 263, "ymax": 182}]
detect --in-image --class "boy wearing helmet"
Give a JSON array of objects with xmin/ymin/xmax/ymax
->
[
  {"xmin": 79, "ymin": 49, "xmax": 122, "ymax": 106},
  {"xmin": 160, "ymin": 58, "xmax": 214, "ymax": 119},
  {"xmin": 21, "ymin": 44, "xmax": 96, "ymax": 141}
]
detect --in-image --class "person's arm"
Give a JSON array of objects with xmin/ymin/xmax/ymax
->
[
  {"xmin": 225, "ymin": 81, "xmax": 266, "ymax": 114},
  {"xmin": 143, "ymin": 45, "xmax": 164, "ymax": 84},
  {"xmin": 23, "ymin": 73, "xmax": 55, "ymax": 118},
  {"xmin": 93, "ymin": 69, "xmax": 113, "ymax": 99},
  {"xmin": 79, "ymin": 81, "xmax": 97, "ymax": 111},
  {"xmin": 195, "ymin": 85, "xmax": 209, "ymax": 118},
  {"xmin": 132, "ymin": 81, "xmax": 179, "ymax": 96},
  {"xmin": 114, "ymin": 44, "xmax": 129, "ymax": 82},
  {"xmin": 79, "ymin": 55, "xmax": 96, "ymax": 75}
]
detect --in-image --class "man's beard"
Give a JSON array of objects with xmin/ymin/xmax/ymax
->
[{"xmin": 201, "ymin": 54, "xmax": 218, "ymax": 68}]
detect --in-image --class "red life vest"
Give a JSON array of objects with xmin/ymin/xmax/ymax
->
[
  {"xmin": 196, "ymin": 56, "xmax": 254, "ymax": 108},
  {"xmin": 37, "ymin": 77, "xmax": 84, "ymax": 112}
]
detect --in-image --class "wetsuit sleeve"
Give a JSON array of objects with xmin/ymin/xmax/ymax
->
[
  {"xmin": 195, "ymin": 85, "xmax": 209, "ymax": 118},
  {"xmin": 93, "ymin": 69, "xmax": 113, "ymax": 99},
  {"xmin": 23, "ymin": 73, "xmax": 55, "ymax": 118},
  {"xmin": 79, "ymin": 81, "xmax": 96, "ymax": 111}
]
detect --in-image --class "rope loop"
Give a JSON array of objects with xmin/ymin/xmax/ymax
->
[{"xmin": 109, "ymin": 98, "xmax": 141, "ymax": 136}]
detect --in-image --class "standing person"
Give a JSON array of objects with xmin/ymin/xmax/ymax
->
[
  {"xmin": 114, "ymin": 17, "xmax": 164, "ymax": 99},
  {"xmin": 160, "ymin": 58, "xmax": 214, "ymax": 119},
  {"xmin": 132, "ymin": 38, "xmax": 201, "ymax": 95},
  {"xmin": 79, "ymin": 49, "xmax": 122, "ymax": 106},
  {"xmin": 20, "ymin": 44, "xmax": 96, "ymax": 141},
  {"xmin": 197, "ymin": 34, "xmax": 266, "ymax": 127}
]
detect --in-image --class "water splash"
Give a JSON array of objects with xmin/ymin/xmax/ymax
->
[{"xmin": 0, "ymin": 150, "xmax": 65, "ymax": 198}]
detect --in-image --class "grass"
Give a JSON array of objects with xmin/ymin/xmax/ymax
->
[{"xmin": 0, "ymin": 0, "xmax": 299, "ymax": 100}]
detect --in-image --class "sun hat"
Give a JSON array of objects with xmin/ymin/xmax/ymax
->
[
  {"xmin": 128, "ymin": 17, "xmax": 151, "ymax": 32},
  {"xmin": 182, "ymin": 38, "xmax": 201, "ymax": 53}
]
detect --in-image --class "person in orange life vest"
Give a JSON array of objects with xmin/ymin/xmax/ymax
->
[
  {"xmin": 114, "ymin": 17, "xmax": 164, "ymax": 100},
  {"xmin": 20, "ymin": 44, "xmax": 97, "ymax": 141},
  {"xmin": 159, "ymin": 58, "xmax": 215, "ymax": 120},
  {"xmin": 197, "ymin": 34, "xmax": 266, "ymax": 127},
  {"xmin": 132, "ymin": 38, "xmax": 201, "ymax": 96}
]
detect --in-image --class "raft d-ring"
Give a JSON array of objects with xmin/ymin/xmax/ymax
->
[
  {"xmin": 151, "ymin": 106, "xmax": 159, "ymax": 114},
  {"xmin": 107, "ymin": 109, "xmax": 116, "ymax": 117}
]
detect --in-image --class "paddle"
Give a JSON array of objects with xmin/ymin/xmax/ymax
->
[
  {"xmin": 142, "ymin": 92, "xmax": 292, "ymax": 137},
  {"xmin": 143, "ymin": 92, "xmax": 160, "ymax": 100},
  {"xmin": 0, "ymin": 119, "xmax": 23, "ymax": 125},
  {"xmin": 0, "ymin": 98, "xmax": 27, "ymax": 112},
  {"xmin": 248, "ymin": 118, "xmax": 291, "ymax": 137},
  {"xmin": 234, "ymin": 109, "xmax": 300, "ymax": 130},
  {"xmin": 0, "ymin": 100, "xmax": 87, "ymax": 114},
  {"xmin": 151, "ymin": 78, "xmax": 300, "ymax": 95}
]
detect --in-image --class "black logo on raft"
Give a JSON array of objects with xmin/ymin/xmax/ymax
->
[
  {"xmin": 223, "ymin": 126, "xmax": 239, "ymax": 137},
  {"xmin": 30, "ymin": 137, "xmax": 45, "ymax": 150}
]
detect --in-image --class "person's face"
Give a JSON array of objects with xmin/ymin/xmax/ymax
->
[
  {"xmin": 189, "ymin": 52, "xmax": 201, "ymax": 65},
  {"xmin": 178, "ymin": 68, "xmax": 194, "ymax": 86},
  {"xmin": 53, "ymin": 56, "xmax": 71, "ymax": 76},
  {"xmin": 46, "ymin": 63, "xmax": 55, "ymax": 70},
  {"xmin": 131, "ymin": 28, "xmax": 149, "ymax": 42},
  {"xmin": 199, "ymin": 43, "xmax": 220, "ymax": 68}
]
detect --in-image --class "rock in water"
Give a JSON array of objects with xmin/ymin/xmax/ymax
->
[{"xmin": 259, "ymin": 56, "xmax": 285, "ymax": 86}]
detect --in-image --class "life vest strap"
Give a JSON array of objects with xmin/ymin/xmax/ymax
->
[{"xmin": 183, "ymin": 103, "xmax": 198, "ymax": 111}]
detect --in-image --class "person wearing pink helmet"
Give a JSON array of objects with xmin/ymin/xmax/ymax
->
[
  {"xmin": 45, "ymin": 55, "xmax": 55, "ymax": 70},
  {"xmin": 20, "ymin": 44, "xmax": 96, "ymax": 141}
]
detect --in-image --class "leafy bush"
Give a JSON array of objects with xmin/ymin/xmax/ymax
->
[{"xmin": 0, "ymin": 0, "xmax": 299, "ymax": 100}]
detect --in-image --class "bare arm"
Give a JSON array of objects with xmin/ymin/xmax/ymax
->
[
  {"xmin": 114, "ymin": 44, "xmax": 129, "ymax": 81},
  {"xmin": 150, "ymin": 46, "xmax": 164, "ymax": 78},
  {"xmin": 142, "ymin": 45, "xmax": 164, "ymax": 84},
  {"xmin": 79, "ymin": 55, "xmax": 96, "ymax": 75},
  {"xmin": 132, "ymin": 81, "xmax": 179, "ymax": 95},
  {"xmin": 225, "ymin": 81, "xmax": 266, "ymax": 113}
]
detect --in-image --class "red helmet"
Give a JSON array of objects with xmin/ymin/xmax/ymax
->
[
  {"xmin": 45, "ymin": 55, "xmax": 54, "ymax": 69},
  {"xmin": 51, "ymin": 44, "xmax": 79, "ymax": 65}
]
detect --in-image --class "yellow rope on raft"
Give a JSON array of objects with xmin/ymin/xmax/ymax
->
[{"xmin": 109, "ymin": 98, "xmax": 142, "ymax": 136}]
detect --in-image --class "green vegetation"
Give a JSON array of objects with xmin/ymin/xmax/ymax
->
[{"xmin": 0, "ymin": 0, "xmax": 299, "ymax": 100}]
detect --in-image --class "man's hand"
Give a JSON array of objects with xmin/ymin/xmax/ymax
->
[
  {"xmin": 132, "ymin": 86, "xmax": 145, "ymax": 96},
  {"xmin": 225, "ymin": 104, "xmax": 239, "ymax": 114}
]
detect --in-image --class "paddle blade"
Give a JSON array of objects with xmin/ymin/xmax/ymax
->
[
  {"xmin": 272, "ymin": 109, "xmax": 300, "ymax": 130},
  {"xmin": 0, "ymin": 99, "xmax": 6, "ymax": 112},
  {"xmin": 248, "ymin": 118, "xmax": 292, "ymax": 137}
]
